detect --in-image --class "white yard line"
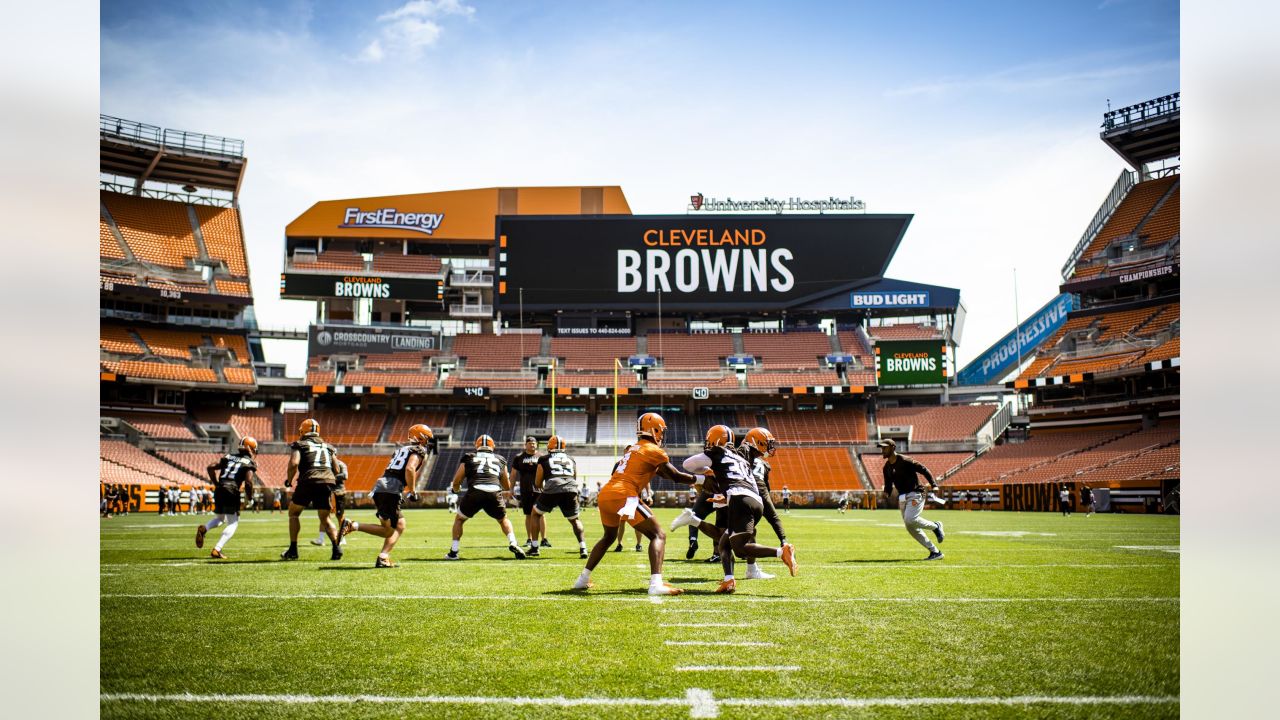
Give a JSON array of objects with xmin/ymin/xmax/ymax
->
[
  {"xmin": 102, "ymin": 592, "xmax": 1178, "ymax": 604},
  {"xmin": 665, "ymin": 640, "xmax": 776, "ymax": 647},
  {"xmin": 1115, "ymin": 545, "xmax": 1180, "ymax": 554},
  {"xmin": 675, "ymin": 666, "xmax": 801, "ymax": 672},
  {"xmin": 660, "ymin": 623, "xmax": 754, "ymax": 628}
]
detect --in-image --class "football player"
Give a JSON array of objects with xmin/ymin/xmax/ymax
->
[
  {"xmin": 877, "ymin": 439, "xmax": 944, "ymax": 560},
  {"xmin": 531, "ymin": 435, "xmax": 588, "ymax": 559},
  {"xmin": 280, "ymin": 419, "xmax": 342, "ymax": 561},
  {"xmin": 198, "ymin": 437, "xmax": 259, "ymax": 559},
  {"xmin": 447, "ymin": 435, "xmax": 526, "ymax": 560},
  {"xmin": 680, "ymin": 427, "xmax": 797, "ymax": 593},
  {"xmin": 511, "ymin": 436, "xmax": 548, "ymax": 553},
  {"xmin": 572, "ymin": 412, "xmax": 698, "ymax": 595},
  {"xmin": 312, "ymin": 457, "xmax": 348, "ymax": 547},
  {"xmin": 744, "ymin": 428, "xmax": 788, "ymax": 549},
  {"xmin": 340, "ymin": 424, "xmax": 431, "ymax": 568}
]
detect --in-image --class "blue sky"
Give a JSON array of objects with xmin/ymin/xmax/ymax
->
[{"xmin": 101, "ymin": 0, "xmax": 1179, "ymax": 374}]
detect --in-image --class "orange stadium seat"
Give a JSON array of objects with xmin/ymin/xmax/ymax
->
[
  {"xmin": 363, "ymin": 352, "xmax": 437, "ymax": 369},
  {"xmin": 549, "ymin": 337, "xmax": 639, "ymax": 371},
  {"xmin": 370, "ymin": 254, "xmax": 443, "ymax": 274},
  {"xmin": 101, "ymin": 325, "xmax": 144, "ymax": 355},
  {"xmin": 444, "ymin": 372, "xmax": 540, "ymax": 389},
  {"xmin": 764, "ymin": 407, "xmax": 867, "ymax": 444},
  {"xmin": 102, "ymin": 360, "xmax": 219, "ymax": 384},
  {"xmin": 646, "ymin": 373, "xmax": 740, "ymax": 390},
  {"xmin": 745, "ymin": 371, "xmax": 842, "ymax": 388},
  {"xmin": 1139, "ymin": 186, "xmax": 1179, "ymax": 246},
  {"xmin": 342, "ymin": 371, "xmax": 438, "ymax": 389},
  {"xmin": 111, "ymin": 411, "xmax": 197, "ymax": 439},
  {"xmin": 195, "ymin": 407, "xmax": 274, "ymax": 441},
  {"xmin": 296, "ymin": 251, "xmax": 365, "ymax": 272},
  {"xmin": 101, "ymin": 192, "xmax": 200, "ymax": 269},
  {"xmin": 306, "ymin": 369, "xmax": 336, "ymax": 386},
  {"xmin": 452, "ymin": 333, "xmax": 542, "ymax": 371},
  {"xmin": 191, "ymin": 205, "xmax": 249, "ymax": 277},
  {"xmin": 767, "ymin": 448, "xmax": 860, "ymax": 491},
  {"xmin": 1071, "ymin": 177, "xmax": 1177, "ymax": 275},
  {"xmin": 649, "ymin": 333, "xmax": 733, "ymax": 370},
  {"xmin": 835, "ymin": 331, "xmax": 875, "ymax": 366},
  {"xmin": 100, "ymin": 217, "xmax": 126, "ymax": 259},
  {"xmin": 385, "ymin": 411, "xmax": 450, "ymax": 443},
  {"xmin": 101, "ymin": 458, "xmax": 171, "ymax": 486},
  {"xmin": 876, "ymin": 405, "xmax": 998, "ymax": 443},
  {"xmin": 214, "ymin": 279, "xmax": 251, "ymax": 296},
  {"xmin": 282, "ymin": 409, "xmax": 387, "ymax": 445},
  {"xmin": 101, "ymin": 439, "xmax": 199, "ymax": 482},
  {"xmin": 251, "ymin": 454, "xmax": 290, "ymax": 488},
  {"xmin": 741, "ymin": 332, "xmax": 832, "ymax": 370},
  {"xmin": 867, "ymin": 324, "xmax": 943, "ymax": 341},
  {"xmin": 222, "ymin": 367, "xmax": 256, "ymax": 385},
  {"xmin": 550, "ymin": 372, "xmax": 632, "ymax": 388}
]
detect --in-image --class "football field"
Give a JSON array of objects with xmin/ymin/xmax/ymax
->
[{"xmin": 100, "ymin": 507, "xmax": 1179, "ymax": 719}]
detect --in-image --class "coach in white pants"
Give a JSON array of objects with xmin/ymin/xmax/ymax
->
[{"xmin": 876, "ymin": 439, "xmax": 945, "ymax": 560}]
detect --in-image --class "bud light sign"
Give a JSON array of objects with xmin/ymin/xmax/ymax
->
[{"xmin": 850, "ymin": 290, "xmax": 931, "ymax": 308}]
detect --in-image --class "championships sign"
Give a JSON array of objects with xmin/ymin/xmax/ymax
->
[{"xmin": 495, "ymin": 214, "xmax": 909, "ymax": 312}]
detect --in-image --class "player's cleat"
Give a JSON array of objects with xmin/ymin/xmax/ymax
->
[
  {"xmin": 375, "ymin": 557, "xmax": 395, "ymax": 569},
  {"xmin": 685, "ymin": 540, "xmax": 699, "ymax": 560},
  {"xmin": 714, "ymin": 579, "xmax": 736, "ymax": 594},
  {"xmin": 780, "ymin": 543, "xmax": 798, "ymax": 577},
  {"xmin": 445, "ymin": 550, "xmax": 460, "ymax": 560},
  {"xmin": 648, "ymin": 582, "xmax": 684, "ymax": 596},
  {"xmin": 280, "ymin": 548, "xmax": 298, "ymax": 561},
  {"xmin": 331, "ymin": 547, "xmax": 343, "ymax": 561},
  {"xmin": 572, "ymin": 578, "xmax": 594, "ymax": 591},
  {"xmin": 527, "ymin": 546, "xmax": 540, "ymax": 557},
  {"xmin": 933, "ymin": 520, "xmax": 945, "ymax": 544},
  {"xmin": 670, "ymin": 508, "xmax": 700, "ymax": 531},
  {"xmin": 310, "ymin": 538, "xmax": 325, "ymax": 546},
  {"xmin": 339, "ymin": 519, "xmax": 355, "ymax": 538},
  {"xmin": 705, "ymin": 553, "xmax": 721, "ymax": 563},
  {"xmin": 579, "ymin": 549, "xmax": 588, "ymax": 559},
  {"xmin": 540, "ymin": 539, "xmax": 551, "ymax": 548},
  {"xmin": 195, "ymin": 525, "xmax": 206, "ymax": 549},
  {"xmin": 509, "ymin": 544, "xmax": 527, "ymax": 560},
  {"xmin": 634, "ymin": 543, "xmax": 642, "ymax": 552},
  {"xmin": 209, "ymin": 548, "xmax": 226, "ymax": 560},
  {"xmin": 745, "ymin": 564, "xmax": 775, "ymax": 580},
  {"xmin": 925, "ymin": 551, "xmax": 945, "ymax": 561},
  {"xmin": 613, "ymin": 544, "xmax": 623, "ymax": 552}
]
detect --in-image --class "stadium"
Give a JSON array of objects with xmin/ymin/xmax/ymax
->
[{"xmin": 98, "ymin": 91, "xmax": 1180, "ymax": 717}]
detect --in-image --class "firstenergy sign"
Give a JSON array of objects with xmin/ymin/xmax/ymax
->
[
  {"xmin": 340, "ymin": 207, "xmax": 444, "ymax": 235},
  {"xmin": 495, "ymin": 215, "xmax": 909, "ymax": 312}
]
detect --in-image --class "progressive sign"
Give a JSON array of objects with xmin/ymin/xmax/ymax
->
[
  {"xmin": 955, "ymin": 294, "xmax": 1076, "ymax": 386},
  {"xmin": 494, "ymin": 214, "xmax": 910, "ymax": 312}
]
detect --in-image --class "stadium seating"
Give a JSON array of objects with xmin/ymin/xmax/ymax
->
[
  {"xmin": 222, "ymin": 367, "xmax": 256, "ymax": 385},
  {"xmin": 363, "ymin": 353, "xmax": 437, "ymax": 369},
  {"xmin": 369, "ymin": 254, "xmax": 443, "ymax": 274},
  {"xmin": 293, "ymin": 251, "xmax": 365, "ymax": 272},
  {"xmin": 835, "ymin": 330, "xmax": 875, "ymax": 366},
  {"xmin": 875, "ymin": 405, "xmax": 998, "ymax": 443},
  {"xmin": 111, "ymin": 411, "xmax": 197, "ymax": 439},
  {"xmin": 134, "ymin": 328, "xmax": 202, "ymax": 360},
  {"xmin": 100, "ymin": 217, "xmax": 126, "ymax": 259},
  {"xmin": 342, "ymin": 371, "xmax": 438, "ymax": 389},
  {"xmin": 649, "ymin": 332, "xmax": 732, "ymax": 370},
  {"xmin": 101, "ymin": 458, "xmax": 172, "ymax": 486},
  {"xmin": 385, "ymin": 411, "xmax": 451, "ymax": 444},
  {"xmin": 282, "ymin": 409, "xmax": 387, "ymax": 445},
  {"xmin": 447, "ymin": 409, "xmax": 521, "ymax": 444},
  {"xmin": 101, "ymin": 325, "xmax": 144, "ymax": 355},
  {"xmin": 214, "ymin": 279, "xmax": 251, "ymax": 296},
  {"xmin": 1072, "ymin": 176, "xmax": 1178, "ymax": 274},
  {"xmin": 645, "ymin": 373, "xmax": 740, "ymax": 390},
  {"xmin": 595, "ymin": 409, "xmax": 639, "ymax": 446},
  {"xmin": 767, "ymin": 448, "xmax": 860, "ymax": 490},
  {"xmin": 452, "ymin": 333, "xmax": 542, "ymax": 371},
  {"xmin": 1140, "ymin": 185, "xmax": 1179, "ymax": 246},
  {"xmin": 101, "ymin": 439, "xmax": 198, "ymax": 482},
  {"xmin": 424, "ymin": 448, "xmax": 468, "ymax": 490},
  {"xmin": 102, "ymin": 360, "xmax": 219, "ymax": 384},
  {"xmin": 306, "ymin": 369, "xmax": 336, "ymax": 386},
  {"xmin": 745, "ymin": 371, "xmax": 842, "ymax": 388},
  {"xmin": 251, "ymin": 454, "xmax": 290, "ymax": 488},
  {"xmin": 741, "ymin": 331, "xmax": 832, "ymax": 369},
  {"xmin": 763, "ymin": 407, "xmax": 868, "ymax": 444},
  {"xmin": 191, "ymin": 205, "xmax": 249, "ymax": 277},
  {"xmin": 551, "ymin": 372, "xmax": 634, "ymax": 389},
  {"xmin": 1141, "ymin": 336, "xmax": 1180, "ymax": 364},
  {"xmin": 195, "ymin": 407, "xmax": 274, "ymax": 441},
  {"xmin": 444, "ymin": 372, "xmax": 539, "ymax": 389},
  {"xmin": 158, "ymin": 450, "xmax": 221, "ymax": 481},
  {"xmin": 860, "ymin": 452, "xmax": 974, "ymax": 489},
  {"xmin": 548, "ymin": 412, "xmax": 590, "ymax": 445},
  {"xmin": 101, "ymin": 192, "xmax": 200, "ymax": 269},
  {"xmin": 549, "ymin": 337, "xmax": 639, "ymax": 371},
  {"xmin": 866, "ymin": 324, "xmax": 943, "ymax": 341}
]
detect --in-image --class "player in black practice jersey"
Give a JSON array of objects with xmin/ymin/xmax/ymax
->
[
  {"xmin": 532, "ymin": 435, "xmax": 588, "ymax": 558},
  {"xmin": 281, "ymin": 419, "xmax": 342, "ymax": 561},
  {"xmin": 312, "ymin": 457, "xmax": 349, "ymax": 547},
  {"xmin": 679, "ymin": 427, "xmax": 797, "ymax": 592},
  {"xmin": 447, "ymin": 435, "xmax": 526, "ymax": 560},
  {"xmin": 744, "ymin": 429, "xmax": 788, "ymax": 547},
  {"xmin": 510, "ymin": 436, "xmax": 547, "ymax": 552},
  {"xmin": 340, "ymin": 425, "xmax": 432, "ymax": 567},
  {"xmin": 197, "ymin": 437, "xmax": 259, "ymax": 559}
]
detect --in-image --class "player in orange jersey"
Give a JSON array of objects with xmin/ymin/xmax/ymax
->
[{"xmin": 572, "ymin": 412, "xmax": 699, "ymax": 595}]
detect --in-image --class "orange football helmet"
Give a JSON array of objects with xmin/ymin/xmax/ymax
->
[
  {"xmin": 298, "ymin": 418, "xmax": 320, "ymax": 436},
  {"xmin": 705, "ymin": 425, "xmax": 735, "ymax": 450},
  {"xmin": 240, "ymin": 437, "xmax": 259, "ymax": 455},
  {"xmin": 408, "ymin": 424, "xmax": 433, "ymax": 445},
  {"xmin": 475, "ymin": 434, "xmax": 496, "ymax": 451},
  {"xmin": 548, "ymin": 435, "xmax": 568, "ymax": 452},
  {"xmin": 637, "ymin": 412, "xmax": 667, "ymax": 445},
  {"xmin": 743, "ymin": 427, "xmax": 777, "ymax": 457}
]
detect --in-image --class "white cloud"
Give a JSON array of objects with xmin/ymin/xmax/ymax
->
[{"xmin": 359, "ymin": 0, "xmax": 474, "ymax": 62}]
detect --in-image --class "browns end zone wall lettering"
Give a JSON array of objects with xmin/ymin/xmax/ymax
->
[
  {"xmin": 494, "ymin": 214, "xmax": 910, "ymax": 312},
  {"xmin": 281, "ymin": 272, "xmax": 441, "ymax": 301}
]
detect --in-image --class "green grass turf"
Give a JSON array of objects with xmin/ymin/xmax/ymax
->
[{"xmin": 100, "ymin": 507, "xmax": 1179, "ymax": 719}]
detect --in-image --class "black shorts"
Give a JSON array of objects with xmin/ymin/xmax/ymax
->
[
  {"xmin": 458, "ymin": 490, "xmax": 506, "ymax": 520},
  {"xmin": 291, "ymin": 483, "xmax": 335, "ymax": 511},
  {"xmin": 693, "ymin": 493, "xmax": 727, "ymax": 528},
  {"xmin": 726, "ymin": 494, "xmax": 763, "ymax": 536},
  {"xmin": 519, "ymin": 489, "xmax": 539, "ymax": 515},
  {"xmin": 333, "ymin": 489, "xmax": 347, "ymax": 513},
  {"xmin": 213, "ymin": 487, "xmax": 242, "ymax": 515},
  {"xmin": 373, "ymin": 492, "xmax": 403, "ymax": 524},
  {"xmin": 534, "ymin": 492, "xmax": 580, "ymax": 519}
]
